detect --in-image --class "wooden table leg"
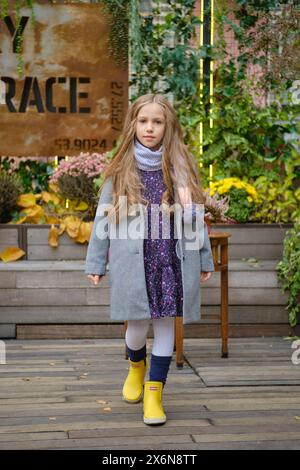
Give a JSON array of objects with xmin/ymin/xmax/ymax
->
[
  {"xmin": 220, "ymin": 242, "xmax": 229, "ymax": 358},
  {"xmin": 175, "ymin": 316, "xmax": 184, "ymax": 368}
]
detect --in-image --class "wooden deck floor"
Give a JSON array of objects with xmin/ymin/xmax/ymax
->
[{"xmin": 0, "ymin": 337, "xmax": 300, "ymax": 450}]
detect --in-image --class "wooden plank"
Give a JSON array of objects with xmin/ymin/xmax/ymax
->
[
  {"xmin": 0, "ymin": 260, "xmax": 86, "ymax": 271},
  {"xmin": 28, "ymin": 231, "xmax": 85, "ymax": 246},
  {"xmin": 17, "ymin": 324, "xmax": 126, "ymax": 339},
  {"xmin": 0, "ymin": 306, "xmax": 112, "ymax": 324},
  {"xmin": 0, "ymin": 305, "xmax": 291, "ymax": 325},
  {"xmin": 211, "ymin": 224, "xmax": 292, "ymax": 244},
  {"xmin": 16, "ymin": 324, "xmax": 300, "ymax": 339},
  {"xmin": 10, "ymin": 270, "xmax": 282, "ymax": 289},
  {"xmin": 0, "ymin": 228, "xmax": 18, "ymax": 243},
  {"xmin": 0, "ymin": 272, "xmax": 16, "ymax": 288},
  {"xmin": 0, "ymin": 324, "xmax": 15, "ymax": 338},
  {"xmin": 0, "ymin": 433, "xmax": 194, "ymax": 450},
  {"xmin": 192, "ymin": 431, "xmax": 300, "ymax": 443},
  {"xmin": 28, "ymin": 246, "xmax": 87, "ymax": 260},
  {"xmin": 16, "ymin": 271, "xmax": 110, "ymax": 288},
  {"xmin": 201, "ymin": 288, "xmax": 288, "ymax": 305},
  {"xmin": 0, "ymin": 337, "xmax": 299, "ymax": 450},
  {"xmin": 0, "ymin": 288, "xmax": 110, "ymax": 306},
  {"xmin": 0, "ymin": 432, "xmax": 67, "ymax": 443},
  {"xmin": 0, "ymin": 283, "xmax": 287, "ymax": 308},
  {"xmin": 228, "ymin": 245, "xmax": 283, "ymax": 260}
]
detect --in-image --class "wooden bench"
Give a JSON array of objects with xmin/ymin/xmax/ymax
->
[{"xmin": 125, "ymin": 231, "xmax": 231, "ymax": 367}]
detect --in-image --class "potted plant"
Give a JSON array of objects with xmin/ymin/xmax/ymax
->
[{"xmin": 203, "ymin": 188, "xmax": 237, "ymax": 234}]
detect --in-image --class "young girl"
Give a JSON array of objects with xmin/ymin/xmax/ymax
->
[{"xmin": 85, "ymin": 93, "xmax": 215, "ymax": 426}]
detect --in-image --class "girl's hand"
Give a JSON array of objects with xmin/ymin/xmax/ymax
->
[
  {"xmin": 200, "ymin": 271, "xmax": 212, "ymax": 282},
  {"xmin": 87, "ymin": 274, "xmax": 104, "ymax": 285}
]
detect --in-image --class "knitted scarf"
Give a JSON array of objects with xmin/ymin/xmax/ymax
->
[{"xmin": 134, "ymin": 137, "xmax": 163, "ymax": 171}]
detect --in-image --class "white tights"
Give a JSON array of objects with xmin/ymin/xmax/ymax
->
[{"xmin": 125, "ymin": 317, "xmax": 175, "ymax": 357}]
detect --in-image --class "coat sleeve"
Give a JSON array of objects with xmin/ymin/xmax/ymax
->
[
  {"xmin": 84, "ymin": 177, "xmax": 113, "ymax": 276},
  {"xmin": 180, "ymin": 201, "xmax": 214, "ymax": 272},
  {"xmin": 200, "ymin": 223, "xmax": 215, "ymax": 272}
]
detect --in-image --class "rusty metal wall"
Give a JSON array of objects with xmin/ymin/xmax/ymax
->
[{"xmin": 0, "ymin": 1, "xmax": 128, "ymax": 156}]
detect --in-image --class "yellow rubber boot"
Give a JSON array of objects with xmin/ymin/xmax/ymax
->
[
  {"xmin": 143, "ymin": 381, "xmax": 166, "ymax": 425},
  {"xmin": 122, "ymin": 358, "xmax": 147, "ymax": 403}
]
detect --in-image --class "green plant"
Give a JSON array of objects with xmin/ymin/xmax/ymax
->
[
  {"xmin": 128, "ymin": 1, "xmax": 300, "ymax": 194},
  {"xmin": 232, "ymin": 1, "xmax": 300, "ymax": 91},
  {"xmin": 277, "ymin": 220, "xmax": 300, "ymax": 328},
  {"xmin": 101, "ymin": 0, "xmax": 129, "ymax": 68},
  {"xmin": 0, "ymin": 169, "xmax": 23, "ymax": 223},
  {"xmin": 203, "ymin": 189, "xmax": 236, "ymax": 224},
  {"xmin": 0, "ymin": 157, "xmax": 54, "ymax": 194},
  {"xmin": 50, "ymin": 152, "xmax": 108, "ymax": 220},
  {"xmin": 209, "ymin": 176, "xmax": 259, "ymax": 223},
  {"xmin": 225, "ymin": 188, "xmax": 256, "ymax": 223},
  {"xmin": 201, "ymin": 59, "xmax": 299, "ymax": 179},
  {"xmin": 129, "ymin": 0, "xmax": 204, "ymax": 157},
  {"xmin": 252, "ymin": 177, "xmax": 300, "ymax": 223},
  {"xmin": 0, "ymin": 0, "xmax": 36, "ymax": 77},
  {"xmin": 55, "ymin": 174, "xmax": 97, "ymax": 220}
]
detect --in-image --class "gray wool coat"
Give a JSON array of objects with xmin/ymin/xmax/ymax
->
[{"xmin": 85, "ymin": 177, "xmax": 215, "ymax": 325}]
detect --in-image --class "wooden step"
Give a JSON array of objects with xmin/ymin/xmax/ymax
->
[{"xmin": 0, "ymin": 259, "xmax": 292, "ymax": 339}]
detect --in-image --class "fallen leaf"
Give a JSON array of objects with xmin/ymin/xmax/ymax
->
[
  {"xmin": 48, "ymin": 417, "xmax": 57, "ymax": 421},
  {"xmin": 48, "ymin": 224, "xmax": 59, "ymax": 247},
  {"xmin": 96, "ymin": 400, "xmax": 107, "ymax": 404},
  {"xmin": 0, "ymin": 247, "xmax": 26, "ymax": 262},
  {"xmin": 103, "ymin": 407, "xmax": 111, "ymax": 412},
  {"xmin": 64, "ymin": 215, "xmax": 81, "ymax": 238},
  {"xmin": 74, "ymin": 222, "xmax": 92, "ymax": 244},
  {"xmin": 58, "ymin": 223, "xmax": 66, "ymax": 235}
]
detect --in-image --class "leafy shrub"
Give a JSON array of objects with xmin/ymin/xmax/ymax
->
[
  {"xmin": 49, "ymin": 152, "xmax": 108, "ymax": 220},
  {"xmin": 251, "ymin": 148, "xmax": 300, "ymax": 223},
  {"xmin": 0, "ymin": 157, "xmax": 54, "ymax": 193},
  {"xmin": 277, "ymin": 220, "xmax": 300, "ymax": 328},
  {"xmin": 209, "ymin": 177, "xmax": 259, "ymax": 223},
  {"xmin": 0, "ymin": 170, "xmax": 23, "ymax": 223}
]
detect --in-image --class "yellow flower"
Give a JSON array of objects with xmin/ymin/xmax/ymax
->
[{"xmin": 209, "ymin": 177, "xmax": 258, "ymax": 202}]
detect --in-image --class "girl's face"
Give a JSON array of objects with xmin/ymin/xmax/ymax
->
[{"xmin": 135, "ymin": 103, "xmax": 166, "ymax": 151}]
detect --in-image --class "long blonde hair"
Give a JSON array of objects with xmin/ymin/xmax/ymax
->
[{"xmin": 100, "ymin": 93, "xmax": 206, "ymax": 224}]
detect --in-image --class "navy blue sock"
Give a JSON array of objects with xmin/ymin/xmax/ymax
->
[
  {"xmin": 126, "ymin": 344, "xmax": 147, "ymax": 363},
  {"xmin": 149, "ymin": 354, "xmax": 172, "ymax": 385}
]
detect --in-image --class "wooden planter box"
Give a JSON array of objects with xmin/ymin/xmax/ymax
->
[
  {"xmin": 0, "ymin": 222, "xmax": 294, "ymax": 261},
  {"xmin": 0, "ymin": 224, "xmax": 87, "ymax": 260},
  {"xmin": 208, "ymin": 222, "xmax": 294, "ymax": 260}
]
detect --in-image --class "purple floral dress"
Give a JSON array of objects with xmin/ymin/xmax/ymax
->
[{"xmin": 139, "ymin": 168, "xmax": 183, "ymax": 318}]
